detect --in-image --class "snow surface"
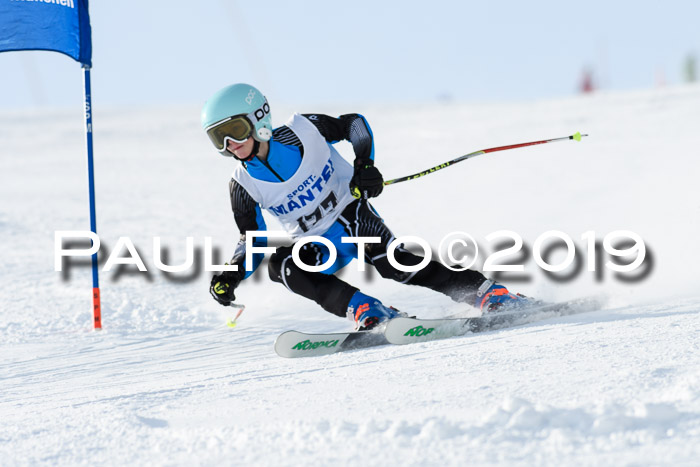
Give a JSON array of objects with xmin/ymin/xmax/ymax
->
[{"xmin": 1, "ymin": 85, "xmax": 700, "ymax": 465}]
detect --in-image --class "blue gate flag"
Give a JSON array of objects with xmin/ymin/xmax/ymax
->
[
  {"xmin": 0, "ymin": 0, "xmax": 99, "ymax": 328},
  {"xmin": 0, "ymin": 0, "xmax": 92, "ymax": 66}
]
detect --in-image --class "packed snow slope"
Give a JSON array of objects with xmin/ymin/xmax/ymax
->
[{"xmin": 1, "ymin": 85, "xmax": 700, "ymax": 466}]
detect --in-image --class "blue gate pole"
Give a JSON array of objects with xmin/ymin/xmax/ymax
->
[{"xmin": 83, "ymin": 65, "xmax": 101, "ymax": 329}]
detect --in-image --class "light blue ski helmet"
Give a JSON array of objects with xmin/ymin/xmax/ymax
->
[{"xmin": 201, "ymin": 83, "xmax": 273, "ymax": 154}]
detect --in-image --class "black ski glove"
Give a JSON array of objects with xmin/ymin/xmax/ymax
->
[
  {"xmin": 350, "ymin": 159, "xmax": 384, "ymax": 199},
  {"xmin": 209, "ymin": 270, "xmax": 243, "ymax": 306}
]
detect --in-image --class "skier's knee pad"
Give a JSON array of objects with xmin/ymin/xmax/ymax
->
[
  {"xmin": 268, "ymin": 246, "xmax": 293, "ymax": 284},
  {"xmin": 372, "ymin": 257, "xmax": 413, "ymax": 282},
  {"xmin": 268, "ymin": 243, "xmax": 327, "ymax": 283},
  {"xmin": 369, "ymin": 245, "xmax": 419, "ymax": 283}
]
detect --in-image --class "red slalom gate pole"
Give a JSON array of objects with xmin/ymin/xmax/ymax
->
[{"xmin": 384, "ymin": 132, "xmax": 588, "ymax": 186}]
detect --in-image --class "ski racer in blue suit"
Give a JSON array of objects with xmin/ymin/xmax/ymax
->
[{"xmin": 202, "ymin": 84, "xmax": 528, "ymax": 330}]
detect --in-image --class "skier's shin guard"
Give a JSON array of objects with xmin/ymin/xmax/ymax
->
[{"xmin": 268, "ymin": 247, "xmax": 358, "ymax": 317}]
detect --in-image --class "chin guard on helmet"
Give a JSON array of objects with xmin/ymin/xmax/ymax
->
[{"xmin": 256, "ymin": 126, "xmax": 272, "ymax": 141}]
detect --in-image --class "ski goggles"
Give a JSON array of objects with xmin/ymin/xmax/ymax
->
[
  {"xmin": 205, "ymin": 98, "xmax": 270, "ymax": 152},
  {"xmin": 205, "ymin": 114, "xmax": 256, "ymax": 151}
]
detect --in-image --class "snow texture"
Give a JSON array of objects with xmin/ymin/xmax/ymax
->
[{"xmin": 1, "ymin": 85, "xmax": 700, "ymax": 465}]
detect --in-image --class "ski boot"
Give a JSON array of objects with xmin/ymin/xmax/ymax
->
[
  {"xmin": 475, "ymin": 280, "xmax": 530, "ymax": 314},
  {"xmin": 347, "ymin": 291, "xmax": 403, "ymax": 331}
]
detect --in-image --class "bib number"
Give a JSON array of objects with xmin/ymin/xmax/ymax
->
[{"xmin": 297, "ymin": 192, "xmax": 339, "ymax": 233}]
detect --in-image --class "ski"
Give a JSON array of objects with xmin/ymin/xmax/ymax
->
[
  {"xmin": 274, "ymin": 329, "xmax": 388, "ymax": 358},
  {"xmin": 274, "ymin": 297, "xmax": 605, "ymax": 356},
  {"xmin": 384, "ymin": 297, "xmax": 604, "ymax": 345}
]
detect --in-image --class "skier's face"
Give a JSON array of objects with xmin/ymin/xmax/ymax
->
[{"xmin": 226, "ymin": 136, "xmax": 255, "ymax": 160}]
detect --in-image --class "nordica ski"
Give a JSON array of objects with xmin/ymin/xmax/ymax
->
[
  {"xmin": 274, "ymin": 329, "xmax": 388, "ymax": 358},
  {"xmin": 384, "ymin": 297, "xmax": 604, "ymax": 345},
  {"xmin": 274, "ymin": 297, "xmax": 604, "ymax": 357}
]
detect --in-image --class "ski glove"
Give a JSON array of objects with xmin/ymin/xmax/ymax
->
[
  {"xmin": 350, "ymin": 160, "xmax": 384, "ymax": 199},
  {"xmin": 210, "ymin": 270, "xmax": 242, "ymax": 306}
]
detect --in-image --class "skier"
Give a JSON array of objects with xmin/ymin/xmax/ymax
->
[{"xmin": 202, "ymin": 83, "xmax": 529, "ymax": 330}]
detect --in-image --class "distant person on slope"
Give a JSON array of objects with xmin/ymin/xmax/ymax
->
[{"xmin": 202, "ymin": 83, "xmax": 528, "ymax": 330}]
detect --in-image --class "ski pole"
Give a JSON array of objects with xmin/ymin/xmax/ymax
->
[
  {"xmin": 226, "ymin": 304, "xmax": 245, "ymax": 328},
  {"xmin": 384, "ymin": 132, "xmax": 587, "ymax": 186}
]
